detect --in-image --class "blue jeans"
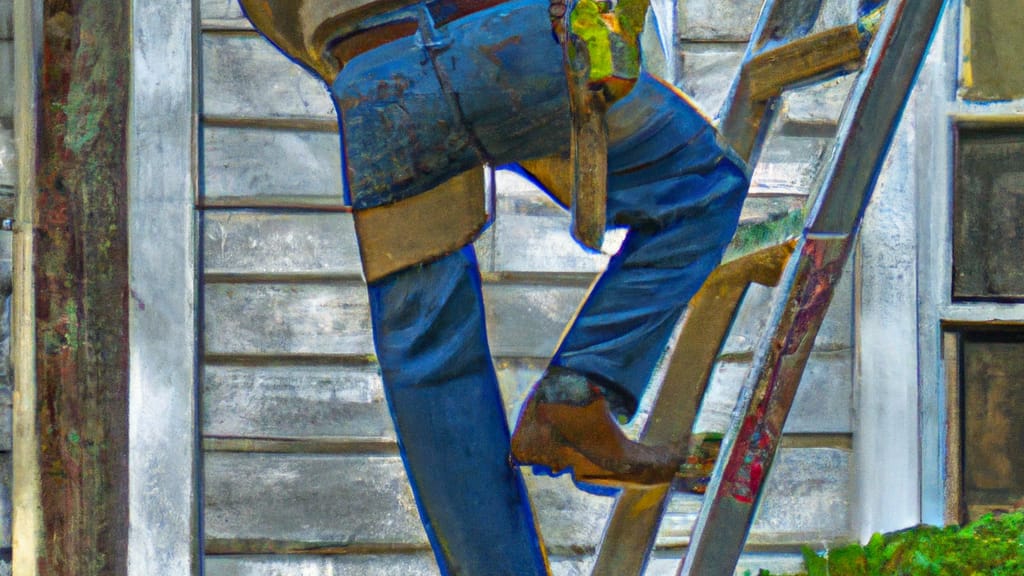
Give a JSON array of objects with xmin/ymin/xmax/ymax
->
[{"xmin": 336, "ymin": 1, "xmax": 748, "ymax": 573}]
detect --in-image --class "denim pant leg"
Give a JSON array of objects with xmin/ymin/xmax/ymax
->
[
  {"xmin": 345, "ymin": 5, "xmax": 571, "ymax": 573},
  {"xmin": 551, "ymin": 73, "xmax": 750, "ymax": 415},
  {"xmin": 366, "ymin": 246, "xmax": 548, "ymax": 576}
]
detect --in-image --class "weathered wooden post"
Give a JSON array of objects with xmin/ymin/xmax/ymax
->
[{"xmin": 14, "ymin": 1, "xmax": 132, "ymax": 573}]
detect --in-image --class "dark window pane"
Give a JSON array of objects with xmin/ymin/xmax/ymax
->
[
  {"xmin": 953, "ymin": 126, "xmax": 1024, "ymax": 301},
  {"xmin": 961, "ymin": 331, "xmax": 1024, "ymax": 521}
]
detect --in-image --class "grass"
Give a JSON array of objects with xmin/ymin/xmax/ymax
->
[{"xmin": 749, "ymin": 509, "xmax": 1024, "ymax": 575}]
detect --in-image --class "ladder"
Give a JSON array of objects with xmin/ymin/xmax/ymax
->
[{"xmin": 591, "ymin": 0, "xmax": 948, "ymax": 574}]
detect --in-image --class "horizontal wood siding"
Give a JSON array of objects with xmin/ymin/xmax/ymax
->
[
  {"xmin": 206, "ymin": 553, "xmax": 809, "ymax": 576},
  {"xmin": 202, "ymin": 126, "xmax": 341, "ymax": 204},
  {"xmin": 203, "ymin": 448, "xmax": 850, "ymax": 556},
  {"xmin": 203, "ymin": 212, "xmax": 360, "ymax": 275},
  {"xmin": 204, "ymin": 281, "xmax": 590, "ymax": 358},
  {"xmin": 202, "ymin": 35, "xmax": 334, "ymax": 120},
  {"xmin": 200, "ymin": 0, "xmax": 246, "ymax": 25},
  {"xmin": 203, "ymin": 363, "xmax": 393, "ymax": 440}
]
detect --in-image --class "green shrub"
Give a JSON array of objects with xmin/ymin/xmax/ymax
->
[{"xmin": 749, "ymin": 510, "xmax": 1024, "ymax": 576}]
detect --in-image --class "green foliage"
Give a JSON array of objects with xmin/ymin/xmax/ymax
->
[
  {"xmin": 755, "ymin": 510, "xmax": 1024, "ymax": 575},
  {"xmin": 724, "ymin": 208, "xmax": 806, "ymax": 262}
]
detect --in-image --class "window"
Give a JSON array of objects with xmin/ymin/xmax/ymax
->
[
  {"xmin": 952, "ymin": 125, "xmax": 1024, "ymax": 301},
  {"xmin": 945, "ymin": 329, "xmax": 1024, "ymax": 522}
]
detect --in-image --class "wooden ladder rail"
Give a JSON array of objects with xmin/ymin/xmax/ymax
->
[
  {"xmin": 591, "ymin": 241, "xmax": 796, "ymax": 576},
  {"xmin": 679, "ymin": 1, "xmax": 948, "ymax": 574}
]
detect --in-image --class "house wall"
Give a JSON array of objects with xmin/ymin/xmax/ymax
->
[
  {"xmin": 0, "ymin": 0, "xmax": 887, "ymax": 573},
  {"xmin": 197, "ymin": 1, "xmax": 862, "ymax": 575},
  {"xmin": 3, "ymin": 0, "xmax": 1006, "ymax": 573}
]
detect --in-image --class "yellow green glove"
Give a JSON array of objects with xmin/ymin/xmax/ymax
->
[{"xmin": 567, "ymin": 0, "xmax": 645, "ymax": 83}]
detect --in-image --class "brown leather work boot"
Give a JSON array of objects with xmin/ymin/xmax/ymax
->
[{"xmin": 510, "ymin": 369, "xmax": 683, "ymax": 490}]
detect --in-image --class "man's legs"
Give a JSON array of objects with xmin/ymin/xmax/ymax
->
[
  {"xmin": 343, "ymin": 4, "xmax": 567, "ymax": 572},
  {"xmin": 510, "ymin": 73, "xmax": 749, "ymax": 488},
  {"xmin": 346, "ymin": 4, "xmax": 747, "ymax": 567},
  {"xmin": 553, "ymin": 73, "xmax": 750, "ymax": 413},
  {"xmin": 367, "ymin": 246, "xmax": 548, "ymax": 575}
]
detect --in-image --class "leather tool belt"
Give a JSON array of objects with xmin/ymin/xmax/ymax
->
[{"xmin": 240, "ymin": 0, "xmax": 614, "ymax": 281}]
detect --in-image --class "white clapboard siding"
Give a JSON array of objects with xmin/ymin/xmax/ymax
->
[
  {"xmin": 207, "ymin": 553, "xmax": 808, "ymax": 576},
  {"xmin": 201, "ymin": 0, "xmax": 247, "ymax": 25},
  {"xmin": 647, "ymin": 553, "xmax": 806, "ymax": 576},
  {"xmin": 812, "ymin": 0, "xmax": 859, "ymax": 32},
  {"xmin": 697, "ymin": 351, "xmax": 853, "ymax": 435},
  {"xmin": 491, "ymin": 171, "xmax": 614, "ymax": 274},
  {"xmin": 205, "ymin": 555, "xmax": 443, "ymax": 576},
  {"xmin": 782, "ymin": 74, "xmax": 858, "ymax": 129},
  {"xmin": 203, "ymin": 447, "xmax": 849, "ymax": 555},
  {"xmin": 202, "ymin": 34, "xmax": 334, "ymax": 120},
  {"xmin": 743, "ymin": 447, "xmax": 851, "ymax": 544},
  {"xmin": 205, "ymin": 554, "xmax": 643, "ymax": 576},
  {"xmin": 656, "ymin": 448, "xmax": 851, "ymax": 548},
  {"xmin": 723, "ymin": 267, "xmax": 854, "ymax": 355},
  {"xmin": 680, "ymin": 0, "xmax": 761, "ymax": 43},
  {"xmin": 203, "ymin": 281, "xmax": 589, "ymax": 359},
  {"xmin": 493, "ymin": 205, "xmax": 613, "ymax": 273},
  {"xmin": 203, "ymin": 453, "xmax": 428, "ymax": 547},
  {"xmin": 203, "ymin": 211, "xmax": 361, "ymax": 276},
  {"xmin": 199, "ymin": 173, "xmax": 810, "ymax": 276},
  {"xmin": 203, "ymin": 281, "xmax": 375, "ymax": 357},
  {"xmin": 203, "ymin": 359, "xmax": 545, "ymax": 442},
  {"xmin": 202, "ymin": 126, "xmax": 342, "ymax": 203},
  {"xmin": 203, "ymin": 453, "xmax": 613, "ymax": 554},
  {"xmin": 677, "ymin": 45, "xmax": 746, "ymax": 119},
  {"xmin": 749, "ymin": 133, "xmax": 831, "ymax": 196},
  {"xmin": 202, "ymin": 354, "xmax": 852, "ymax": 446},
  {"xmin": 202, "ymin": 363, "xmax": 394, "ymax": 441}
]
